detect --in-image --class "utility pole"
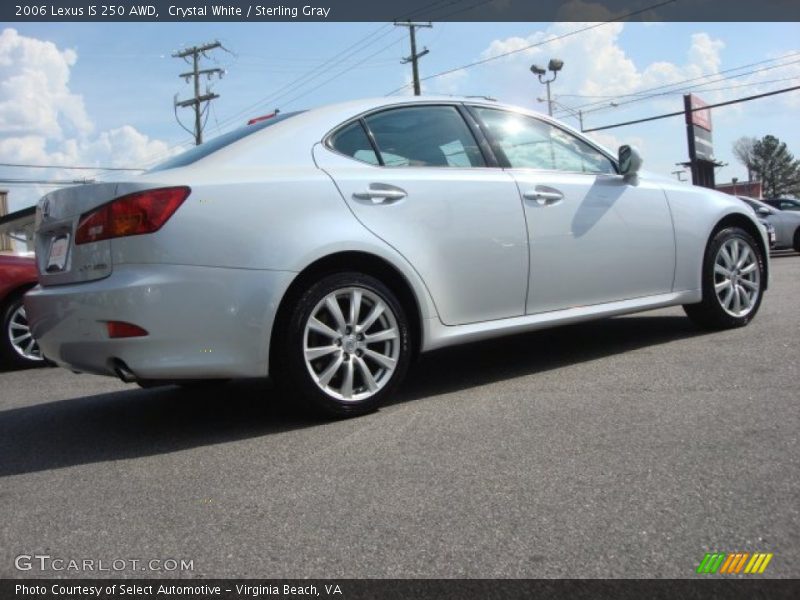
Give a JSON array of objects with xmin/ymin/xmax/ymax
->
[
  {"xmin": 172, "ymin": 41, "xmax": 225, "ymax": 145},
  {"xmin": 395, "ymin": 21, "xmax": 431, "ymax": 96}
]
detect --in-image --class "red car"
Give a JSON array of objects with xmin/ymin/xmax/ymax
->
[{"xmin": 0, "ymin": 253, "xmax": 42, "ymax": 367}]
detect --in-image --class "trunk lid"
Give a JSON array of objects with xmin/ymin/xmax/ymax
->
[{"xmin": 35, "ymin": 182, "xmax": 149, "ymax": 286}]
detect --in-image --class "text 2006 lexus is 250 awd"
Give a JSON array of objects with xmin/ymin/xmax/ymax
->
[{"xmin": 26, "ymin": 96, "xmax": 769, "ymax": 417}]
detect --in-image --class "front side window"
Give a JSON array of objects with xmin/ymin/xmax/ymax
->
[
  {"xmin": 473, "ymin": 107, "xmax": 616, "ymax": 174},
  {"xmin": 364, "ymin": 106, "xmax": 486, "ymax": 168}
]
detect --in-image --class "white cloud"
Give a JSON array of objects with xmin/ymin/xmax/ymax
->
[
  {"xmin": 435, "ymin": 23, "xmax": 740, "ymax": 175},
  {"xmin": 475, "ymin": 24, "xmax": 729, "ymax": 111},
  {"xmin": 0, "ymin": 28, "xmax": 91, "ymax": 139},
  {"xmin": 0, "ymin": 28, "xmax": 175, "ymax": 213},
  {"xmin": 426, "ymin": 69, "xmax": 469, "ymax": 96},
  {"xmin": 82, "ymin": 126, "xmax": 173, "ymax": 168}
]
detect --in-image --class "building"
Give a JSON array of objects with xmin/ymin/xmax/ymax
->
[{"xmin": 716, "ymin": 180, "xmax": 762, "ymax": 199}]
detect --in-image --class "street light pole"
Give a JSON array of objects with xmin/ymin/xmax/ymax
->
[
  {"xmin": 531, "ymin": 58, "xmax": 563, "ymax": 117},
  {"xmin": 545, "ymin": 76, "xmax": 553, "ymax": 117}
]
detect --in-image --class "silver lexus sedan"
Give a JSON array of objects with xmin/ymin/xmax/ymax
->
[{"xmin": 26, "ymin": 96, "xmax": 769, "ymax": 416}]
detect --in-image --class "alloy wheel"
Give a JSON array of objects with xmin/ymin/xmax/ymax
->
[
  {"xmin": 303, "ymin": 286, "xmax": 400, "ymax": 402},
  {"xmin": 713, "ymin": 237, "xmax": 761, "ymax": 318},
  {"xmin": 8, "ymin": 304, "xmax": 43, "ymax": 362}
]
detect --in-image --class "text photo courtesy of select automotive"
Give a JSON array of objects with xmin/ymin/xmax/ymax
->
[{"xmin": 1, "ymin": 3, "xmax": 799, "ymax": 592}]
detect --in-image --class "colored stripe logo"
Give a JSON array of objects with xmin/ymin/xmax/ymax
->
[{"xmin": 697, "ymin": 552, "xmax": 773, "ymax": 574}]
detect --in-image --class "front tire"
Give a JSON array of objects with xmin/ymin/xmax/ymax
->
[
  {"xmin": 683, "ymin": 226, "xmax": 765, "ymax": 329},
  {"xmin": 1, "ymin": 294, "xmax": 45, "ymax": 369},
  {"xmin": 276, "ymin": 272, "xmax": 411, "ymax": 418}
]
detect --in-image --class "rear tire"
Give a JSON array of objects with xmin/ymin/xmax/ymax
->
[
  {"xmin": 683, "ymin": 226, "xmax": 764, "ymax": 330},
  {"xmin": 793, "ymin": 227, "xmax": 800, "ymax": 252},
  {"xmin": 274, "ymin": 272, "xmax": 411, "ymax": 418},
  {"xmin": 1, "ymin": 294, "xmax": 45, "ymax": 369}
]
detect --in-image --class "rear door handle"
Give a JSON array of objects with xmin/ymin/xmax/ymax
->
[
  {"xmin": 353, "ymin": 185, "xmax": 407, "ymax": 204},
  {"xmin": 523, "ymin": 187, "xmax": 564, "ymax": 206}
]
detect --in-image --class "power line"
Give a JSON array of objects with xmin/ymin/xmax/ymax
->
[
  {"xmin": 575, "ymin": 57, "xmax": 800, "ymax": 118},
  {"xmin": 400, "ymin": 0, "xmax": 495, "ymax": 23},
  {"xmin": 655, "ymin": 75, "xmax": 800, "ymax": 96},
  {"xmin": 384, "ymin": 0, "xmax": 678, "ymax": 95},
  {"xmin": 279, "ymin": 36, "xmax": 407, "ymax": 110},
  {"xmin": 558, "ymin": 52, "xmax": 800, "ymax": 116},
  {"xmin": 558, "ymin": 70, "xmax": 800, "ymax": 100},
  {"xmin": 429, "ymin": 0, "xmax": 497, "ymax": 20},
  {"xmin": 138, "ymin": 1, "xmax": 480, "ymax": 167},
  {"xmin": 211, "ymin": 26, "xmax": 396, "ymax": 132},
  {"xmin": 140, "ymin": 24, "xmax": 400, "ymax": 166},
  {"xmin": 169, "ymin": 1, "xmax": 478, "ymax": 140},
  {"xmin": 250, "ymin": 34, "xmax": 404, "ymax": 114},
  {"xmin": 0, "ymin": 162, "xmax": 144, "ymax": 171},
  {"xmin": 582, "ymin": 85, "xmax": 800, "ymax": 133}
]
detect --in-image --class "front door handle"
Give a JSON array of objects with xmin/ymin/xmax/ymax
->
[
  {"xmin": 523, "ymin": 186, "xmax": 564, "ymax": 206},
  {"xmin": 353, "ymin": 185, "xmax": 407, "ymax": 204}
]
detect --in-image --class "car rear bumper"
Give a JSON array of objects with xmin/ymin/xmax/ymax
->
[{"xmin": 25, "ymin": 264, "xmax": 295, "ymax": 380}]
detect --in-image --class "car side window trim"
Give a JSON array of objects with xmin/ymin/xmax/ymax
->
[
  {"xmin": 325, "ymin": 119, "xmax": 382, "ymax": 167},
  {"xmin": 454, "ymin": 104, "xmax": 500, "ymax": 168},
  {"xmin": 467, "ymin": 104, "xmax": 620, "ymax": 175},
  {"xmin": 358, "ymin": 117, "xmax": 385, "ymax": 167},
  {"xmin": 463, "ymin": 104, "xmax": 512, "ymax": 169}
]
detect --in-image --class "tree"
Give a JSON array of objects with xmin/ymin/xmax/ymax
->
[
  {"xmin": 750, "ymin": 135, "xmax": 800, "ymax": 198},
  {"xmin": 732, "ymin": 136, "xmax": 757, "ymax": 182}
]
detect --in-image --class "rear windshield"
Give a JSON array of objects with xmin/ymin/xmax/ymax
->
[{"xmin": 148, "ymin": 111, "xmax": 304, "ymax": 172}]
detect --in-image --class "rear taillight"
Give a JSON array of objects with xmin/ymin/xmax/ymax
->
[{"xmin": 75, "ymin": 186, "xmax": 190, "ymax": 245}]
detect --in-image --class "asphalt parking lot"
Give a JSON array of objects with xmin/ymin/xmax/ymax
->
[{"xmin": 1, "ymin": 254, "xmax": 798, "ymax": 579}]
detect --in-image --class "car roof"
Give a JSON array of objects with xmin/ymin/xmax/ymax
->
[{"xmin": 301, "ymin": 95, "xmax": 553, "ymax": 127}]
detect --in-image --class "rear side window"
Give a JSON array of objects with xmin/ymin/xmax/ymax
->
[
  {"xmin": 364, "ymin": 106, "xmax": 486, "ymax": 168},
  {"xmin": 329, "ymin": 121, "xmax": 380, "ymax": 165}
]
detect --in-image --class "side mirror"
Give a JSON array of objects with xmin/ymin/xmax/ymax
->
[
  {"xmin": 756, "ymin": 206, "xmax": 771, "ymax": 217},
  {"xmin": 618, "ymin": 145, "xmax": 643, "ymax": 178}
]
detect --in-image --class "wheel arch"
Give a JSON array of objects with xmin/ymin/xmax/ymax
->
[
  {"xmin": 269, "ymin": 251, "xmax": 425, "ymax": 375},
  {"xmin": 1, "ymin": 282, "xmax": 37, "ymax": 310},
  {"xmin": 709, "ymin": 212, "xmax": 769, "ymax": 290}
]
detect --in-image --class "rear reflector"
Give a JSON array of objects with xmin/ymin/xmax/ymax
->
[
  {"xmin": 75, "ymin": 186, "xmax": 190, "ymax": 245},
  {"xmin": 106, "ymin": 321, "xmax": 149, "ymax": 338}
]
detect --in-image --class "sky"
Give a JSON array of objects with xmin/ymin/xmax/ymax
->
[{"xmin": 1, "ymin": 20, "xmax": 799, "ymax": 211}]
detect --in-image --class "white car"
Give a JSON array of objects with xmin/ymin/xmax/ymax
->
[{"xmin": 26, "ymin": 96, "xmax": 769, "ymax": 416}]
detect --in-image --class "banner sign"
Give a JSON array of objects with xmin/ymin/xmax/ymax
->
[{"xmin": 3, "ymin": 0, "xmax": 800, "ymax": 22}]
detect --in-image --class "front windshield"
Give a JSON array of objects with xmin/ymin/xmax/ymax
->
[{"xmin": 738, "ymin": 196, "xmax": 772, "ymax": 213}]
